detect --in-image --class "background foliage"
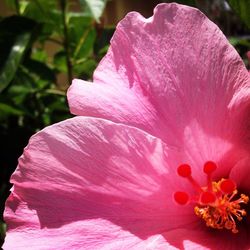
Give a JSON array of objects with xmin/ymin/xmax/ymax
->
[{"xmin": 0, "ymin": 0, "xmax": 249, "ymax": 248}]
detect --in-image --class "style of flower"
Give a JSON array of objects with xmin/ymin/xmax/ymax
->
[{"xmin": 3, "ymin": 3, "xmax": 250, "ymax": 250}]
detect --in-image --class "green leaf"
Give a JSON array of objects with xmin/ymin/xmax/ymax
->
[
  {"xmin": 0, "ymin": 103, "xmax": 24, "ymax": 116},
  {"xmin": 22, "ymin": 0, "xmax": 57, "ymax": 20},
  {"xmin": 22, "ymin": 1, "xmax": 62, "ymax": 39},
  {"xmin": 23, "ymin": 59, "xmax": 56, "ymax": 84},
  {"xmin": 0, "ymin": 32, "xmax": 31, "ymax": 93},
  {"xmin": 67, "ymin": 12, "xmax": 93, "ymax": 28},
  {"xmin": 80, "ymin": 0, "xmax": 107, "ymax": 22},
  {"xmin": 0, "ymin": 221, "xmax": 6, "ymax": 244},
  {"xmin": 4, "ymin": 0, "xmax": 16, "ymax": 9},
  {"xmin": 0, "ymin": 16, "xmax": 37, "ymax": 66},
  {"xmin": 53, "ymin": 51, "xmax": 67, "ymax": 73},
  {"xmin": 162, "ymin": 0, "xmax": 196, "ymax": 7},
  {"xmin": 228, "ymin": 0, "xmax": 250, "ymax": 28},
  {"xmin": 73, "ymin": 28, "xmax": 96, "ymax": 59},
  {"xmin": 19, "ymin": 0, "xmax": 30, "ymax": 14},
  {"xmin": 0, "ymin": 16, "xmax": 37, "ymax": 92},
  {"xmin": 229, "ymin": 37, "xmax": 250, "ymax": 47},
  {"xmin": 67, "ymin": 12, "xmax": 96, "ymax": 60},
  {"xmin": 31, "ymin": 48, "xmax": 48, "ymax": 63},
  {"xmin": 7, "ymin": 84, "xmax": 33, "ymax": 105},
  {"xmin": 94, "ymin": 27, "xmax": 114, "ymax": 56},
  {"xmin": 73, "ymin": 58, "xmax": 97, "ymax": 79}
]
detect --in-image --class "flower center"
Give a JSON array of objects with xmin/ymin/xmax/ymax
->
[{"xmin": 174, "ymin": 161, "xmax": 249, "ymax": 233}]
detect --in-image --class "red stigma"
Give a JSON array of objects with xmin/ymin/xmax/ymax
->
[
  {"xmin": 220, "ymin": 179, "xmax": 236, "ymax": 194},
  {"xmin": 200, "ymin": 191, "xmax": 216, "ymax": 204},
  {"xmin": 177, "ymin": 164, "xmax": 191, "ymax": 177},
  {"xmin": 174, "ymin": 191, "xmax": 189, "ymax": 205},
  {"xmin": 203, "ymin": 161, "xmax": 217, "ymax": 174}
]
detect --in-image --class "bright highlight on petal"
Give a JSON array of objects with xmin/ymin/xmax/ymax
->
[{"xmin": 174, "ymin": 161, "xmax": 249, "ymax": 234}]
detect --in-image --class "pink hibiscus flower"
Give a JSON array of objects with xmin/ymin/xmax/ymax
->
[{"xmin": 3, "ymin": 3, "xmax": 250, "ymax": 250}]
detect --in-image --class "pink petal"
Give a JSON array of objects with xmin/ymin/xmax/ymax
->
[
  {"xmin": 163, "ymin": 227, "xmax": 250, "ymax": 250},
  {"xmin": 68, "ymin": 3, "xmax": 250, "ymax": 154},
  {"xmin": 68, "ymin": 79, "xmax": 166, "ymax": 139},
  {"xmin": 4, "ymin": 117, "xmax": 197, "ymax": 249},
  {"xmin": 229, "ymin": 157, "xmax": 250, "ymax": 192},
  {"xmin": 4, "ymin": 212, "xmax": 177, "ymax": 250}
]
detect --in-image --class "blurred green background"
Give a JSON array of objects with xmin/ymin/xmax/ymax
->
[{"xmin": 0, "ymin": 0, "xmax": 249, "ymax": 248}]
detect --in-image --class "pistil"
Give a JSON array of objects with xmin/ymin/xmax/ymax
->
[{"xmin": 174, "ymin": 161, "xmax": 249, "ymax": 233}]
